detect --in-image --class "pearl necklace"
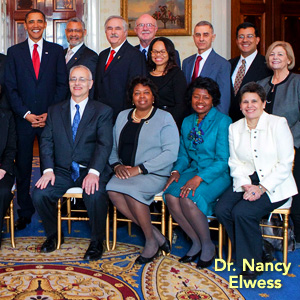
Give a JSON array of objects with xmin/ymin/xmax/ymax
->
[{"xmin": 132, "ymin": 106, "xmax": 154, "ymax": 123}]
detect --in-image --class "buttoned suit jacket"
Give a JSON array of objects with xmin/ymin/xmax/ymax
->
[
  {"xmin": 5, "ymin": 39, "xmax": 69, "ymax": 133},
  {"xmin": 182, "ymin": 49, "xmax": 231, "ymax": 114},
  {"xmin": 95, "ymin": 40, "xmax": 146, "ymax": 120},
  {"xmin": 40, "ymin": 99, "xmax": 113, "ymax": 182},
  {"xmin": 229, "ymin": 53, "xmax": 272, "ymax": 122}
]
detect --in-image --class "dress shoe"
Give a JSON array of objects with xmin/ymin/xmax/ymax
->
[
  {"xmin": 262, "ymin": 240, "xmax": 274, "ymax": 263},
  {"xmin": 179, "ymin": 250, "xmax": 201, "ymax": 263},
  {"xmin": 240, "ymin": 268, "xmax": 263, "ymax": 280},
  {"xmin": 84, "ymin": 240, "xmax": 104, "ymax": 261},
  {"xmin": 159, "ymin": 237, "xmax": 171, "ymax": 254},
  {"xmin": 40, "ymin": 235, "xmax": 64, "ymax": 253},
  {"xmin": 135, "ymin": 249, "xmax": 160, "ymax": 265},
  {"xmin": 196, "ymin": 248, "xmax": 216, "ymax": 269},
  {"xmin": 15, "ymin": 217, "xmax": 31, "ymax": 231}
]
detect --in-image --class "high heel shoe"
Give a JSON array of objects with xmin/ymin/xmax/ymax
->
[
  {"xmin": 135, "ymin": 249, "xmax": 160, "ymax": 265},
  {"xmin": 179, "ymin": 250, "xmax": 201, "ymax": 263},
  {"xmin": 196, "ymin": 248, "xmax": 216, "ymax": 269},
  {"xmin": 159, "ymin": 237, "xmax": 171, "ymax": 254}
]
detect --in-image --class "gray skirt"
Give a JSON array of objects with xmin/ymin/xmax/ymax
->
[{"xmin": 106, "ymin": 173, "xmax": 167, "ymax": 205}]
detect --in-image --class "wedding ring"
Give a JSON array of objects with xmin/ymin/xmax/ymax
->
[
  {"xmin": 188, "ymin": 187, "xmax": 191, "ymax": 190},
  {"xmin": 252, "ymin": 192, "xmax": 255, "ymax": 195}
]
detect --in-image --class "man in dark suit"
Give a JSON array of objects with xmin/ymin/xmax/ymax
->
[
  {"xmin": 32, "ymin": 65, "xmax": 113, "ymax": 260},
  {"xmin": 94, "ymin": 15, "xmax": 146, "ymax": 120},
  {"xmin": 229, "ymin": 22, "xmax": 272, "ymax": 122},
  {"xmin": 0, "ymin": 54, "xmax": 10, "ymax": 110},
  {"xmin": 134, "ymin": 14, "xmax": 181, "ymax": 67},
  {"xmin": 182, "ymin": 21, "xmax": 231, "ymax": 114},
  {"xmin": 5, "ymin": 9, "xmax": 69, "ymax": 230}
]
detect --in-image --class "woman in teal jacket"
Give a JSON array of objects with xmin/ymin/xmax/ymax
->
[{"xmin": 164, "ymin": 77, "xmax": 232, "ymax": 269}]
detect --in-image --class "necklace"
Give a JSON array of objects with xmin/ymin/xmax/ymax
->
[
  {"xmin": 132, "ymin": 106, "xmax": 154, "ymax": 122},
  {"xmin": 188, "ymin": 114, "xmax": 207, "ymax": 147}
]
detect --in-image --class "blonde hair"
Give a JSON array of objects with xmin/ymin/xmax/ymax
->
[{"xmin": 265, "ymin": 41, "xmax": 295, "ymax": 70}]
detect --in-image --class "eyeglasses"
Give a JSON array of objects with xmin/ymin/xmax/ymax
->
[
  {"xmin": 136, "ymin": 23, "xmax": 156, "ymax": 28},
  {"xmin": 238, "ymin": 34, "xmax": 255, "ymax": 40},
  {"xmin": 151, "ymin": 50, "xmax": 168, "ymax": 56},
  {"xmin": 69, "ymin": 77, "xmax": 91, "ymax": 83},
  {"xmin": 66, "ymin": 29, "xmax": 84, "ymax": 33}
]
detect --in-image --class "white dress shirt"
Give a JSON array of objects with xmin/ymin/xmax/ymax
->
[{"xmin": 193, "ymin": 48, "xmax": 213, "ymax": 77}]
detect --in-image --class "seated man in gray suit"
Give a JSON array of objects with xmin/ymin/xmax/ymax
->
[
  {"xmin": 32, "ymin": 65, "xmax": 113, "ymax": 261},
  {"xmin": 229, "ymin": 22, "xmax": 272, "ymax": 122},
  {"xmin": 182, "ymin": 21, "xmax": 231, "ymax": 114}
]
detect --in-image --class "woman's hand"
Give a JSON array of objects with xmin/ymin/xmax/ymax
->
[
  {"xmin": 114, "ymin": 165, "xmax": 131, "ymax": 179},
  {"xmin": 127, "ymin": 166, "xmax": 140, "ymax": 178},
  {"xmin": 180, "ymin": 175, "xmax": 202, "ymax": 198},
  {"xmin": 242, "ymin": 184, "xmax": 265, "ymax": 201},
  {"xmin": 0, "ymin": 169, "xmax": 6, "ymax": 180},
  {"xmin": 164, "ymin": 171, "xmax": 180, "ymax": 191}
]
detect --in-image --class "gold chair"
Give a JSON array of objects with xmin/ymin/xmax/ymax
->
[
  {"xmin": 4, "ymin": 185, "xmax": 16, "ymax": 248},
  {"xmin": 111, "ymin": 192, "xmax": 166, "ymax": 251},
  {"xmin": 168, "ymin": 214, "xmax": 227, "ymax": 260},
  {"xmin": 57, "ymin": 187, "xmax": 110, "ymax": 250}
]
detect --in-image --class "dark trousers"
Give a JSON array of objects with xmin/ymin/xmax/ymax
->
[
  {"xmin": 32, "ymin": 168, "xmax": 108, "ymax": 241},
  {"xmin": 0, "ymin": 173, "xmax": 14, "ymax": 235},
  {"xmin": 215, "ymin": 173, "xmax": 287, "ymax": 267},
  {"xmin": 15, "ymin": 128, "xmax": 43, "ymax": 219},
  {"xmin": 291, "ymin": 147, "xmax": 300, "ymax": 242}
]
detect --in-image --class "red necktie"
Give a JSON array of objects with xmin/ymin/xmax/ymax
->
[
  {"xmin": 105, "ymin": 49, "xmax": 115, "ymax": 71},
  {"xmin": 192, "ymin": 55, "xmax": 202, "ymax": 82},
  {"xmin": 32, "ymin": 44, "xmax": 40, "ymax": 79}
]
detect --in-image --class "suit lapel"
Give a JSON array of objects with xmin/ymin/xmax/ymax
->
[
  {"xmin": 61, "ymin": 101, "xmax": 73, "ymax": 147},
  {"xmin": 104, "ymin": 41, "xmax": 128, "ymax": 75},
  {"xmin": 67, "ymin": 44, "xmax": 86, "ymax": 69},
  {"xmin": 38, "ymin": 40, "xmax": 51, "ymax": 81},
  {"xmin": 201, "ymin": 50, "xmax": 216, "ymax": 77},
  {"xmin": 20, "ymin": 40, "xmax": 37, "ymax": 81},
  {"xmin": 99, "ymin": 48, "xmax": 110, "ymax": 77}
]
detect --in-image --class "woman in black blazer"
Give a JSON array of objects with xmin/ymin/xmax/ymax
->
[{"xmin": 0, "ymin": 108, "xmax": 17, "ymax": 246}]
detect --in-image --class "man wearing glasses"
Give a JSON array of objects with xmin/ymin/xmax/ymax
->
[
  {"xmin": 33, "ymin": 65, "xmax": 113, "ymax": 260},
  {"xmin": 134, "ymin": 14, "xmax": 181, "ymax": 67},
  {"xmin": 229, "ymin": 22, "xmax": 272, "ymax": 122}
]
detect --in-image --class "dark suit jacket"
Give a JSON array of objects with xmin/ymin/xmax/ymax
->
[
  {"xmin": 135, "ymin": 44, "xmax": 181, "ymax": 68},
  {"xmin": 64, "ymin": 44, "xmax": 98, "ymax": 98},
  {"xmin": 40, "ymin": 99, "xmax": 113, "ymax": 181},
  {"xmin": 0, "ymin": 108, "xmax": 16, "ymax": 175},
  {"xmin": 229, "ymin": 53, "xmax": 272, "ymax": 122},
  {"xmin": 5, "ymin": 39, "xmax": 69, "ymax": 133},
  {"xmin": 95, "ymin": 40, "xmax": 146, "ymax": 120},
  {"xmin": 182, "ymin": 49, "xmax": 231, "ymax": 114},
  {"xmin": 0, "ymin": 54, "xmax": 10, "ymax": 110}
]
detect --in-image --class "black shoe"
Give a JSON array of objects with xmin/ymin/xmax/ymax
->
[
  {"xmin": 196, "ymin": 249, "xmax": 216, "ymax": 269},
  {"xmin": 84, "ymin": 240, "xmax": 104, "ymax": 261},
  {"xmin": 135, "ymin": 249, "xmax": 160, "ymax": 265},
  {"xmin": 179, "ymin": 250, "xmax": 201, "ymax": 263},
  {"xmin": 240, "ymin": 268, "xmax": 263, "ymax": 280},
  {"xmin": 15, "ymin": 217, "xmax": 31, "ymax": 231},
  {"xmin": 40, "ymin": 235, "xmax": 64, "ymax": 253},
  {"xmin": 262, "ymin": 240, "xmax": 274, "ymax": 263},
  {"xmin": 159, "ymin": 237, "xmax": 171, "ymax": 254}
]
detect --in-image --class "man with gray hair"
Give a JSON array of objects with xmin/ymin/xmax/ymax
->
[
  {"xmin": 182, "ymin": 21, "xmax": 231, "ymax": 114},
  {"xmin": 95, "ymin": 15, "xmax": 146, "ymax": 120}
]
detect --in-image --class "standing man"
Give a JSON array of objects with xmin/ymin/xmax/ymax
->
[
  {"xmin": 32, "ymin": 65, "xmax": 113, "ymax": 260},
  {"xmin": 95, "ymin": 15, "xmax": 146, "ymax": 120},
  {"xmin": 229, "ymin": 22, "xmax": 272, "ymax": 122},
  {"xmin": 182, "ymin": 21, "xmax": 231, "ymax": 114},
  {"xmin": 5, "ymin": 9, "xmax": 69, "ymax": 230},
  {"xmin": 134, "ymin": 14, "xmax": 181, "ymax": 67}
]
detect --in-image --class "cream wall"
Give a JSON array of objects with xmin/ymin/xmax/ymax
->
[{"xmin": 91, "ymin": 0, "xmax": 231, "ymax": 61}]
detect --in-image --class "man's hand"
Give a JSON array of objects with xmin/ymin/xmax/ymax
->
[
  {"xmin": 25, "ymin": 113, "xmax": 40, "ymax": 127},
  {"xmin": 35, "ymin": 171, "xmax": 55, "ymax": 189},
  {"xmin": 0, "ymin": 169, "xmax": 6, "ymax": 180},
  {"xmin": 82, "ymin": 173, "xmax": 99, "ymax": 195}
]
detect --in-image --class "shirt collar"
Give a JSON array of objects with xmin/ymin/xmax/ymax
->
[
  {"xmin": 240, "ymin": 49, "xmax": 258, "ymax": 66},
  {"xmin": 197, "ymin": 48, "xmax": 212, "ymax": 61},
  {"xmin": 111, "ymin": 39, "xmax": 126, "ymax": 54},
  {"xmin": 139, "ymin": 45, "xmax": 149, "ymax": 52},
  {"xmin": 28, "ymin": 37, "xmax": 43, "ymax": 49},
  {"xmin": 241, "ymin": 110, "xmax": 267, "ymax": 132},
  {"xmin": 68, "ymin": 42, "xmax": 84, "ymax": 55},
  {"xmin": 70, "ymin": 97, "xmax": 89, "ymax": 112}
]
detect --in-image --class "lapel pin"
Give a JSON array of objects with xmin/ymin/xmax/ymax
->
[
  {"xmin": 118, "ymin": 56, "xmax": 120, "ymax": 59},
  {"xmin": 45, "ymin": 52, "xmax": 48, "ymax": 54}
]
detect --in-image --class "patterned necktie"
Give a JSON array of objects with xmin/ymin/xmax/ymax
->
[
  {"xmin": 234, "ymin": 59, "xmax": 246, "ymax": 96},
  {"xmin": 71, "ymin": 104, "xmax": 80, "ymax": 181},
  {"xmin": 142, "ymin": 48, "xmax": 147, "ymax": 59},
  {"xmin": 192, "ymin": 55, "xmax": 202, "ymax": 82},
  {"xmin": 32, "ymin": 44, "xmax": 40, "ymax": 79},
  {"xmin": 65, "ymin": 49, "xmax": 74, "ymax": 63},
  {"xmin": 105, "ymin": 49, "xmax": 115, "ymax": 71}
]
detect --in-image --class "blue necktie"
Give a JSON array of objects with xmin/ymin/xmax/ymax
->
[
  {"xmin": 71, "ymin": 104, "xmax": 80, "ymax": 181},
  {"xmin": 142, "ymin": 49, "xmax": 147, "ymax": 59}
]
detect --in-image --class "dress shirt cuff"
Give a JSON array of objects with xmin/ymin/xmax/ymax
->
[
  {"xmin": 24, "ymin": 111, "xmax": 31, "ymax": 119},
  {"xmin": 43, "ymin": 168, "xmax": 53, "ymax": 174},
  {"xmin": 139, "ymin": 164, "xmax": 147, "ymax": 175},
  {"xmin": 89, "ymin": 168, "xmax": 100, "ymax": 177}
]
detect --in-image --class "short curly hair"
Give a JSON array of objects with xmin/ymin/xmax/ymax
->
[
  {"xmin": 185, "ymin": 77, "xmax": 221, "ymax": 107},
  {"xmin": 127, "ymin": 76, "xmax": 159, "ymax": 107},
  {"xmin": 239, "ymin": 82, "xmax": 266, "ymax": 104}
]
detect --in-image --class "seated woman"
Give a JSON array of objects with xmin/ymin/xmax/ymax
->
[
  {"xmin": 147, "ymin": 37, "xmax": 188, "ymax": 129},
  {"xmin": 106, "ymin": 76, "xmax": 180, "ymax": 264},
  {"xmin": 164, "ymin": 77, "xmax": 232, "ymax": 268},
  {"xmin": 215, "ymin": 82, "xmax": 297, "ymax": 280},
  {"xmin": 0, "ymin": 108, "xmax": 16, "ymax": 246}
]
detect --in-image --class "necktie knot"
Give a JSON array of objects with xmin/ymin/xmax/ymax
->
[
  {"xmin": 34, "ymin": 44, "xmax": 38, "ymax": 50},
  {"xmin": 142, "ymin": 48, "xmax": 147, "ymax": 58}
]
